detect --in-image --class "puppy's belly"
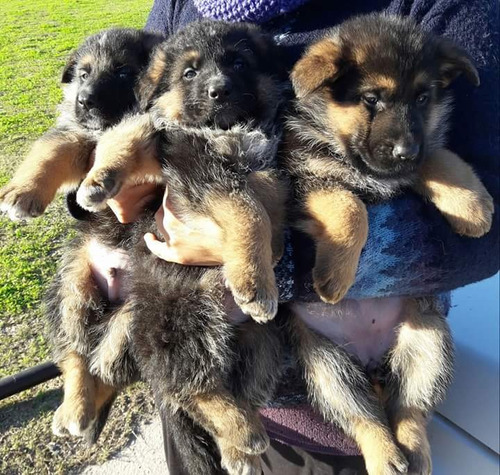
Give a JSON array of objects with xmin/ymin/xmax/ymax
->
[{"xmin": 292, "ymin": 298, "xmax": 405, "ymax": 368}]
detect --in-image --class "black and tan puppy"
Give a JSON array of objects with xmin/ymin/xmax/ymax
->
[
  {"xmin": 283, "ymin": 14, "xmax": 493, "ymax": 474},
  {"xmin": 0, "ymin": 28, "xmax": 163, "ymax": 220},
  {"xmin": 48, "ymin": 21, "xmax": 286, "ymax": 474}
]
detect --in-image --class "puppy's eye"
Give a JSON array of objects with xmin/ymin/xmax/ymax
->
[
  {"xmin": 117, "ymin": 67, "xmax": 133, "ymax": 80},
  {"xmin": 233, "ymin": 58, "xmax": 245, "ymax": 71},
  {"xmin": 80, "ymin": 71, "xmax": 89, "ymax": 81},
  {"xmin": 416, "ymin": 92, "xmax": 429, "ymax": 106},
  {"xmin": 183, "ymin": 68, "xmax": 197, "ymax": 80},
  {"xmin": 362, "ymin": 93, "xmax": 378, "ymax": 106}
]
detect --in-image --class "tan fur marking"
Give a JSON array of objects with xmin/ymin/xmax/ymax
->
[
  {"xmin": 190, "ymin": 390, "xmax": 269, "ymax": 458},
  {"xmin": 291, "ymin": 38, "xmax": 342, "ymax": 98},
  {"xmin": 415, "ymin": 148, "xmax": 493, "ymax": 237},
  {"xmin": 155, "ymin": 88, "xmax": 184, "ymax": 121},
  {"xmin": 146, "ymin": 48, "xmax": 167, "ymax": 86},
  {"xmin": 351, "ymin": 418, "xmax": 408, "ymax": 475},
  {"xmin": 248, "ymin": 170, "xmax": 286, "ymax": 263},
  {"xmin": 52, "ymin": 351, "xmax": 97, "ymax": 436},
  {"xmin": 367, "ymin": 74, "xmax": 397, "ymax": 91},
  {"xmin": 0, "ymin": 133, "xmax": 93, "ymax": 218},
  {"xmin": 79, "ymin": 55, "xmax": 94, "ymax": 69},
  {"xmin": 392, "ymin": 408, "xmax": 432, "ymax": 475},
  {"xmin": 208, "ymin": 193, "xmax": 278, "ymax": 322},
  {"xmin": 78, "ymin": 113, "xmax": 163, "ymax": 210},
  {"xmin": 326, "ymin": 101, "xmax": 367, "ymax": 138},
  {"xmin": 301, "ymin": 188, "xmax": 368, "ymax": 303}
]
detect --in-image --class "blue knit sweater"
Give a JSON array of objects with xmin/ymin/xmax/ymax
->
[{"xmin": 145, "ymin": 0, "xmax": 499, "ymax": 301}]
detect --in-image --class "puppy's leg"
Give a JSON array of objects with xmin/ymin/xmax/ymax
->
[
  {"xmin": 77, "ymin": 113, "xmax": 162, "ymax": 211},
  {"xmin": 300, "ymin": 188, "xmax": 368, "ymax": 304},
  {"xmin": 52, "ymin": 351, "xmax": 97, "ymax": 438},
  {"xmin": 209, "ymin": 192, "xmax": 278, "ymax": 322},
  {"xmin": 415, "ymin": 148, "xmax": 494, "ymax": 237},
  {"xmin": 0, "ymin": 130, "xmax": 93, "ymax": 220},
  {"xmin": 385, "ymin": 297, "xmax": 453, "ymax": 475},
  {"xmin": 188, "ymin": 390, "xmax": 268, "ymax": 475},
  {"xmin": 290, "ymin": 314, "xmax": 408, "ymax": 475},
  {"xmin": 248, "ymin": 170, "xmax": 287, "ymax": 263}
]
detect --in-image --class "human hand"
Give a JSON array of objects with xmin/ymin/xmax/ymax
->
[
  {"xmin": 144, "ymin": 188, "xmax": 224, "ymax": 266},
  {"xmin": 107, "ymin": 182, "xmax": 161, "ymax": 224}
]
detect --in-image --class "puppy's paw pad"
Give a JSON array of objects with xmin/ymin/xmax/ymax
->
[
  {"xmin": 0, "ymin": 186, "xmax": 46, "ymax": 220},
  {"xmin": 76, "ymin": 174, "xmax": 121, "ymax": 211},
  {"xmin": 234, "ymin": 285, "xmax": 278, "ymax": 323}
]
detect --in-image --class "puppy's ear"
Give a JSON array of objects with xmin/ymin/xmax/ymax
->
[
  {"xmin": 291, "ymin": 37, "xmax": 344, "ymax": 99},
  {"xmin": 136, "ymin": 47, "xmax": 168, "ymax": 109},
  {"xmin": 61, "ymin": 51, "xmax": 78, "ymax": 84},
  {"xmin": 436, "ymin": 39, "xmax": 480, "ymax": 87}
]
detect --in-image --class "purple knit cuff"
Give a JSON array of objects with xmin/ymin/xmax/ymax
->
[
  {"xmin": 260, "ymin": 405, "xmax": 360, "ymax": 456},
  {"xmin": 193, "ymin": 0, "xmax": 309, "ymax": 23}
]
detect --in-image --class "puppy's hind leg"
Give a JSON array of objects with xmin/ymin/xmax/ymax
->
[
  {"xmin": 289, "ymin": 312, "xmax": 408, "ymax": 475},
  {"xmin": 385, "ymin": 297, "xmax": 453, "ymax": 475}
]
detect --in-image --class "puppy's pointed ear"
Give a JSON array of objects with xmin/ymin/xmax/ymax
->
[
  {"xmin": 291, "ymin": 37, "xmax": 344, "ymax": 99},
  {"xmin": 437, "ymin": 39, "xmax": 480, "ymax": 87},
  {"xmin": 61, "ymin": 51, "xmax": 78, "ymax": 84},
  {"xmin": 136, "ymin": 47, "xmax": 168, "ymax": 109}
]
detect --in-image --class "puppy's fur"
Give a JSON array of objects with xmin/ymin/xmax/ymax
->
[
  {"xmin": 284, "ymin": 14, "xmax": 493, "ymax": 474},
  {"xmin": 0, "ymin": 28, "xmax": 163, "ymax": 220},
  {"xmin": 47, "ymin": 21, "xmax": 286, "ymax": 474}
]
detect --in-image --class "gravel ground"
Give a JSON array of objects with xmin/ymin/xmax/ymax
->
[{"xmin": 82, "ymin": 416, "xmax": 167, "ymax": 475}]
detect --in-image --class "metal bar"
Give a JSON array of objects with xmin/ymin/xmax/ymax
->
[{"xmin": 0, "ymin": 361, "xmax": 61, "ymax": 400}]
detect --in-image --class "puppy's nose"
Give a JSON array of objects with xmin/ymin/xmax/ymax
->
[
  {"xmin": 78, "ymin": 90, "xmax": 95, "ymax": 109},
  {"xmin": 392, "ymin": 142, "xmax": 420, "ymax": 161},
  {"xmin": 207, "ymin": 78, "xmax": 232, "ymax": 100}
]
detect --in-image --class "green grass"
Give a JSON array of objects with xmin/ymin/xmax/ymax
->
[{"xmin": 0, "ymin": 1, "xmax": 156, "ymax": 473}]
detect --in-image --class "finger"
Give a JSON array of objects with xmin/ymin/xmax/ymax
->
[{"xmin": 144, "ymin": 232, "xmax": 175, "ymax": 261}]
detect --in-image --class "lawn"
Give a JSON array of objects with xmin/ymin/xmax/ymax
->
[{"xmin": 0, "ymin": 1, "xmax": 157, "ymax": 473}]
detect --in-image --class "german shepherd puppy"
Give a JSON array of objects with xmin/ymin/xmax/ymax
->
[
  {"xmin": 48, "ymin": 21, "xmax": 286, "ymax": 474},
  {"xmin": 0, "ymin": 28, "xmax": 163, "ymax": 220},
  {"xmin": 283, "ymin": 14, "xmax": 493, "ymax": 474}
]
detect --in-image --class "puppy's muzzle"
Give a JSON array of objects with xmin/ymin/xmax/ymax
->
[
  {"xmin": 78, "ymin": 90, "xmax": 96, "ymax": 110},
  {"xmin": 207, "ymin": 76, "xmax": 233, "ymax": 101},
  {"xmin": 392, "ymin": 141, "xmax": 420, "ymax": 161}
]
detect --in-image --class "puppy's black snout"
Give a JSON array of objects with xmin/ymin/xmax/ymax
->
[
  {"xmin": 392, "ymin": 142, "xmax": 420, "ymax": 161},
  {"xmin": 77, "ymin": 90, "xmax": 95, "ymax": 110},
  {"xmin": 207, "ymin": 77, "xmax": 232, "ymax": 101}
]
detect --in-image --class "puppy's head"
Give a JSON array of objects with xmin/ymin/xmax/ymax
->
[
  {"xmin": 291, "ymin": 14, "xmax": 479, "ymax": 178},
  {"xmin": 141, "ymin": 21, "xmax": 282, "ymax": 129},
  {"xmin": 62, "ymin": 28, "xmax": 163, "ymax": 130}
]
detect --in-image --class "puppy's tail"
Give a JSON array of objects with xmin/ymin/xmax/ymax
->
[{"xmin": 161, "ymin": 406, "xmax": 225, "ymax": 475}]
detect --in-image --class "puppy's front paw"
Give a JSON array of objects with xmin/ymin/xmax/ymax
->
[
  {"xmin": 0, "ymin": 184, "xmax": 48, "ymax": 220},
  {"xmin": 444, "ymin": 190, "xmax": 494, "ymax": 238},
  {"xmin": 76, "ymin": 170, "xmax": 122, "ymax": 211},
  {"xmin": 312, "ymin": 252, "xmax": 356, "ymax": 304},
  {"xmin": 52, "ymin": 400, "xmax": 96, "ymax": 439},
  {"xmin": 232, "ymin": 280, "xmax": 278, "ymax": 323}
]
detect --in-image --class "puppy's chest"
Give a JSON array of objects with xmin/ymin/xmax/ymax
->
[{"xmin": 157, "ymin": 126, "xmax": 277, "ymax": 194}]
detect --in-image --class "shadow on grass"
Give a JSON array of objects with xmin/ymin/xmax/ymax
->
[{"xmin": 0, "ymin": 387, "xmax": 62, "ymax": 432}]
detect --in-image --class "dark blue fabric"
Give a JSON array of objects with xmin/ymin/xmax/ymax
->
[{"xmin": 146, "ymin": 0, "xmax": 499, "ymax": 301}]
